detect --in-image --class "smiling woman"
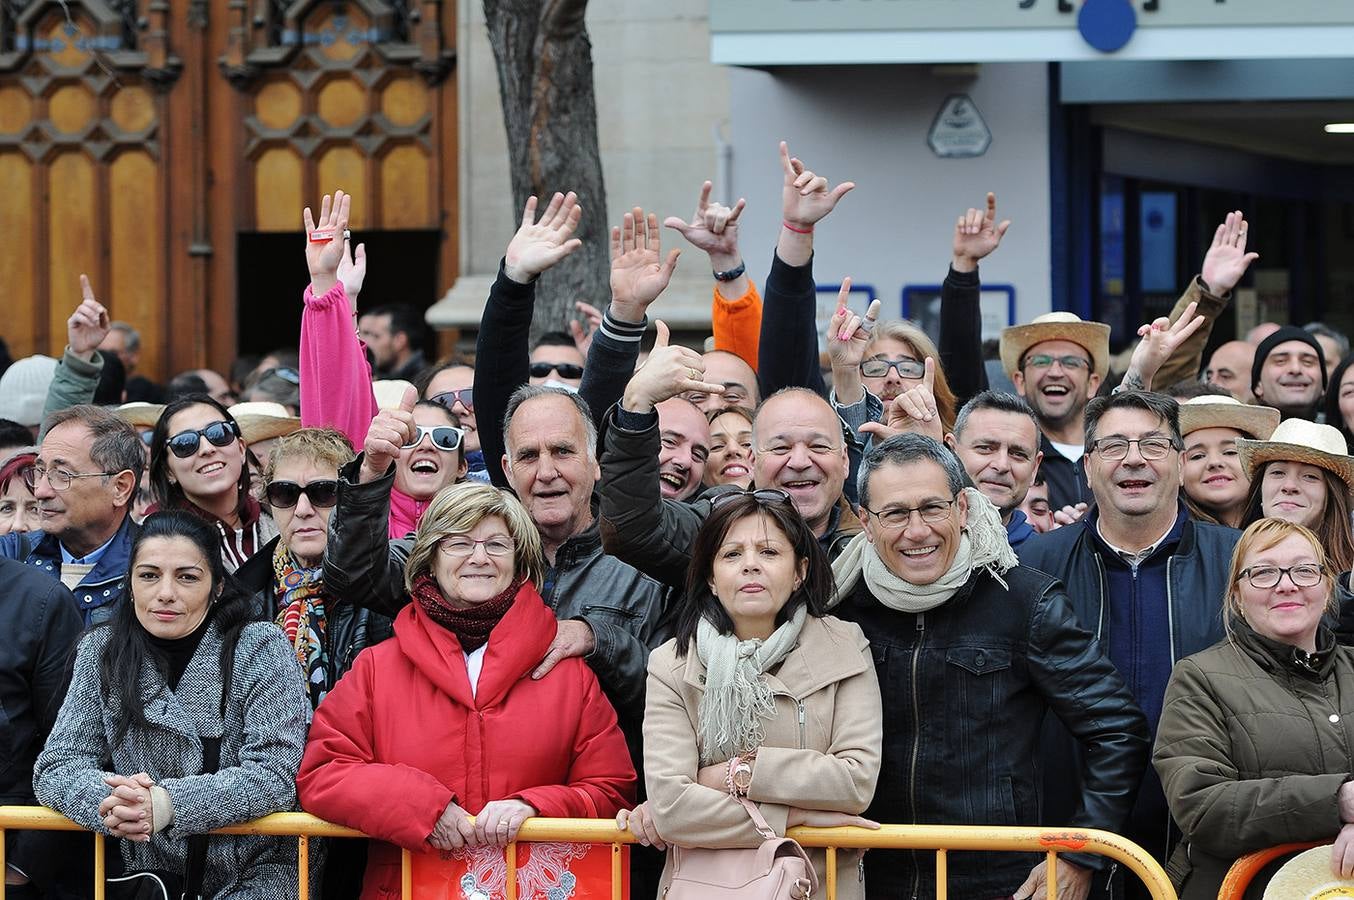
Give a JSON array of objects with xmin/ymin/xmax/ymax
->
[{"xmin": 389, "ymin": 400, "xmax": 467, "ymax": 537}]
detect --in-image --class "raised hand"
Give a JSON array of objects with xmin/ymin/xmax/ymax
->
[
  {"xmin": 826, "ymin": 280, "xmax": 881, "ymax": 371},
  {"xmin": 1122, "ymin": 300, "xmax": 1206, "ymax": 392},
  {"xmin": 303, "ymin": 189, "xmax": 351, "ymax": 296},
  {"xmin": 663, "ymin": 181, "xmax": 746, "ymax": 266},
  {"xmin": 952, "ymin": 192, "xmax": 1012, "ymax": 273},
  {"xmin": 336, "ymin": 239, "xmax": 367, "ymax": 304},
  {"xmin": 609, "ymin": 207, "xmax": 681, "ymax": 322},
  {"xmin": 621, "ymin": 320, "xmax": 724, "ymax": 415},
  {"xmin": 859, "ymin": 358, "xmax": 943, "ymax": 443},
  {"xmin": 780, "ymin": 141, "xmax": 854, "ymax": 230},
  {"xmin": 569, "ymin": 300, "xmax": 603, "ymax": 357},
  {"xmin": 359, "ymin": 385, "xmax": 417, "ymax": 484},
  {"xmin": 1200, "ymin": 210, "xmax": 1258, "ymax": 295},
  {"xmin": 503, "ymin": 192, "xmax": 584, "ymax": 284},
  {"xmin": 68, "ymin": 274, "xmax": 111, "ymax": 360}
]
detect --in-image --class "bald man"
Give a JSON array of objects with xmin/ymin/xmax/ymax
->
[
  {"xmin": 1246, "ymin": 321, "xmax": 1281, "ymax": 345},
  {"xmin": 1204, "ymin": 340, "xmax": 1256, "ymax": 403},
  {"xmin": 683, "ymin": 349, "xmax": 759, "ymax": 413}
]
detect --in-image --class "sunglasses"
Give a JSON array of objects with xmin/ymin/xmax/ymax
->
[
  {"xmin": 265, "ymin": 479, "xmax": 339, "ymax": 509},
  {"xmin": 403, "ymin": 425, "xmax": 464, "ymax": 452},
  {"xmin": 429, "ymin": 388, "xmax": 474, "ymax": 412},
  {"xmin": 529, "ymin": 362, "xmax": 584, "ymax": 380},
  {"xmin": 166, "ymin": 420, "xmax": 241, "ymax": 459},
  {"xmin": 709, "ymin": 487, "xmax": 794, "ymax": 509}
]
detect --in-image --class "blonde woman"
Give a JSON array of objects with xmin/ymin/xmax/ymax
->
[{"xmin": 298, "ymin": 482, "xmax": 634, "ymax": 900}]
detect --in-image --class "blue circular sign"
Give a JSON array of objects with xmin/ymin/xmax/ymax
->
[{"xmin": 1078, "ymin": 0, "xmax": 1137, "ymax": 53}]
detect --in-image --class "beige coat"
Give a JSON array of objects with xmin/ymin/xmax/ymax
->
[{"xmin": 643, "ymin": 615, "xmax": 883, "ymax": 900}]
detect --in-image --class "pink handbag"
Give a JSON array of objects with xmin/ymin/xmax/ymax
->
[{"xmin": 663, "ymin": 797, "xmax": 819, "ymax": 899}]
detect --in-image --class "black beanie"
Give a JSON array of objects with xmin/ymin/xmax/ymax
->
[{"xmin": 1251, "ymin": 326, "xmax": 1327, "ymax": 393}]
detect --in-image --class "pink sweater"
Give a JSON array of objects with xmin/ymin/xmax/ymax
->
[{"xmin": 300, "ymin": 283, "xmax": 379, "ymax": 453}]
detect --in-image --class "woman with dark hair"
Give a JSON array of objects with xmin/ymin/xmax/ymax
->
[
  {"xmin": 34, "ymin": 510, "xmax": 310, "ymax": 899},
  {"xmin": 0, "ymin": 449, "xmax": 38, "ymax": 535},
  {"xmin": 1177, "ymin": 396, "xmax": 1278, "ymax": 528},
  {"xmin": 417, "ymin": 361, "xmax": 488, "ymax": 483},
  {"xmin": 619, "ymin": 490, "xmax": 882, "ymax": 900},
  {"xmin": 387, "ymin": 399, "xmax": 468, "ymax": 538},
  {"xmin": 703, "ymin": 406, "xmax": 754, "ymax": 489},
  {"xmin": 148, "ymin": 394, "xmax": 278, "ymax": 571},
  {"xmin": 1326, "ymin": 353, "xmax": 1354, "ymax": 448}
]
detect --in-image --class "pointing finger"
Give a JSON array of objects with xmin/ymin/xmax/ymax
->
[{"xmin": 922, "ymin": 356, "xmax": 936, "ymax": 392}]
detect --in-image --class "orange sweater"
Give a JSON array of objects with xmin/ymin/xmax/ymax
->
[{"xmin": 711, "ymin": 280, "xmax": 761, "ymax": 371}]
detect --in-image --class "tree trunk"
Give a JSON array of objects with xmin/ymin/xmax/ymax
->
[{"xmin": 483, "ymin": 0, "xmax": 608, "ymax": 339}]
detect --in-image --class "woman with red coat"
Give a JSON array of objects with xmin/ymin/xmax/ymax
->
[{"xmin": 296, "ymin": 482, "xmax": 635, "ymax": 898}]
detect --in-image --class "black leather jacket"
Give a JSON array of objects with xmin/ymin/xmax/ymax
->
[
  {"xmin": 236, "ymin": 535, "xmax": 393, "ymax": 706},
  {"xmin": 321, "ymin": 457, "xmax": 669, "ymax": 733},
  {"xmin": 835, "ymin": 565, "xmax": 1150, "ymax": 900}
]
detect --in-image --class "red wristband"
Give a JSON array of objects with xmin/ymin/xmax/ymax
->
[{"xmin": 782, "ymin": 220, "xmax": 814, "ymax": 235}]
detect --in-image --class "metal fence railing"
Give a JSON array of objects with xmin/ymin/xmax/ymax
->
[{"xmin": 0, "ymin": 806, "xmax": 1178, "ymax": 900}]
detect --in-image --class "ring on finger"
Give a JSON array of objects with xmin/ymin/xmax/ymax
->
[{"xmin": 861, "ymin": 317, "xmax": 877, "ymax": 333}]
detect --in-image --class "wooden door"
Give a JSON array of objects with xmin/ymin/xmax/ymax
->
[{"xmin": 0, "ymin": 0, "xmax": 455, "ymax": 381}]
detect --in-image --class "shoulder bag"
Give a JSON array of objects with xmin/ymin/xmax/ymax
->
[{"xmin": 662, "ymin": 797, "xmax": 818, "ymax": 899}]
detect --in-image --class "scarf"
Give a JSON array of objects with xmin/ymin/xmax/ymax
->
[
  {"xmin": 389, "ymin": 487, "xmax": 428, "ymax": 538},
  {"xmin": 152, "ymin": 494, "xmax": 268, "ymax": 572},
  {"xmin": 831, "ymin": 486, "xmax": 1018, "ymax": 613},
  {"xmin": 694, "ymin": 604, "xmax": 807, "ymax": 765},
  {"xmin": 273, "ymin": 542, "xmax": 329, "ymax": 705},
  {"xmin": 411, "ymin": 572, "xmax": 522, "ymax": 652}
]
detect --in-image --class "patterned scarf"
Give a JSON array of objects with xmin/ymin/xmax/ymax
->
[
  {"xmin": 273, "ymin": 542, "xmax": 329, "ymax": 705},
  {"xmin": 411, "ymin": 572, "xmax": 523, "ymax": 653}
]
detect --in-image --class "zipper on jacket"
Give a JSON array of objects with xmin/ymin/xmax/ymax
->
[
  {"xmin": 1092, "ymin": 553, "xmax": 1107, "ymax": 639},
  {"xmin": 797, "ymin": 700, "xmax": 807, "ymax": 749},
  {"xmin": 1165, "ymin": 558, "xmax": 1178, "ymax": 664},
  {"xmin": 908, "ymin": 613, "xmax": 925, "ymax": 900}
]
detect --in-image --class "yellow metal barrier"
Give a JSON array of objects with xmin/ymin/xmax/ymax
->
[{"xmin": 0, "ymin": 806, "xmax": 1177, "ymax": 900}]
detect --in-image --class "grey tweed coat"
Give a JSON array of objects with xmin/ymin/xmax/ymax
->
[{"xmin": 34, "ymin": 620, "xmax": 310, "ymax": 900}]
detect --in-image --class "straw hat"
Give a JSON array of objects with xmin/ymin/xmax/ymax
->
[
  {"xmin": 372, "ymin": 379, "xmax": 417, "ymax": 411},
  {"xmin": 229, "ymin": 401, "xmax": 301, "ymax": 445},
  {"xmin": 1000, "ymin": 313, "xmax": 1111, "ymax": 380},
  {"xmin": 1262, "ymin": 844, "xmax": 1354, "ymax": 899},
  {"xmin": 1236, "ymin": 418, "xmax": 1354, "ymax": 494},
  {"xmin": 115, "ymin": 401, "xmax": 166, "ymax": 429},
  {"xmin": 1177, "ymin": 396, "xmax": 1280, "ymax": 441}
]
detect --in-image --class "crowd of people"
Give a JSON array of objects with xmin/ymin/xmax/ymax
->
[{"xmin": 6, "ymin": 141, "xmax": 1354, "ymax": 900}]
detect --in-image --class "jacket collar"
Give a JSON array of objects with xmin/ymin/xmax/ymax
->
[
  {"xmin": 1231, "ymin": 617, "xmax": 1338, "ymax": 680},
  {"xmin": 678, "ymin": 616, "xmax": 868, "ymax": 697},
  {"xmin": 553, "ymin": 502, "xmax": 603, "ymax": 568},
  {"xmin": 137, "ymin": 618, "xmax": 227, "ymax": 740},
  {"xmin": 393, "ymin": 580, "xmax": 558, "ymax": 709},
  {"xmin": 34, "ymin": 513, "xmax": 138, "ymax": 587}
]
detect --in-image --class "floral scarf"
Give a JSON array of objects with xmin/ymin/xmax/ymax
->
[{"xmin": 273, "ymin": 542, "xmax": 329, "ymax": 706}]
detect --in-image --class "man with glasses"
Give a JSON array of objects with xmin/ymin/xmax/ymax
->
[
  {"xmin": 1019, "ymin": 390, "xmax": 1239, "ymax": 875},
  {"xmin": 831, "ymin": 433, "xmax": 1148, "ymax": 900},
  {"xmin": 0, "ymin": 405, "xmax": 143, "ymax": 625}
]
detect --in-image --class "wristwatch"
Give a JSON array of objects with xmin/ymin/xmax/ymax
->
[
  {"xmin": 713, "ymin": 261, "xmax": 747, "ymax": 283},
  {"xmin": 729, "ymin": 757, "xmax": 754, "ymax": 797}
]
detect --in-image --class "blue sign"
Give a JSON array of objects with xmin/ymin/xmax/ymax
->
[{"xmin": 1077, "ymin": 0, "xmax": 1138, "ymax": 52}]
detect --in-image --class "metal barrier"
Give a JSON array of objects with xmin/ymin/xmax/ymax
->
[
  {"xmin": 1218, "ymin": 842, "xmax": 1321, "ymax": 900},
  {"xmin": 0, "ymin": 806, "xmax": 1178, "ymax": 900}
]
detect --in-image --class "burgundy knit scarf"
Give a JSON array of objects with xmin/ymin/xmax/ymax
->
[{"xmin": 410, "ymin": 572, "xmax": 523, "ymax": 653}]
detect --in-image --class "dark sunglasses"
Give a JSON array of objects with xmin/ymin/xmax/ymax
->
[
  {"xmin": 429, "ymin": 388, "xmax": 474, "ymax": 411},
  {"xmin": 709, "ymin": 487, "xmax": 794, "ymax": 510},
  {"xmin": 529, "ymin": 362, "xmax": 584, "ymax": 380},
  {"xmin": 403, "ymin": 425, "xmax": 464, "ymax": 452},
  {"xmin": 265, "ymin": 479, "xmax": 339, "ymax": 509},
  {"xmin": 166, "ymin": 420, "xmax": 241, "ymax": 459}
]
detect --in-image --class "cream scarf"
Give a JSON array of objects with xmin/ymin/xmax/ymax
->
[
  {"xmin": 830, "ymin": 487, "xmax": 1018, "ymax": 613},
  {"xmin": 694, "ymin": 605, "xmax": 807, "ymax": 766}
]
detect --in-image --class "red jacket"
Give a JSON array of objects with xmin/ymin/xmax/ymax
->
[{"xmin": 296, "ymin": 582, "xmax": 636, "ymax": 899}]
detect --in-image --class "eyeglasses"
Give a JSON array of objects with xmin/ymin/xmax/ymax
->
[
  {"xmin": 860, "ymin": 357, "xmax": 925, "ymax": 379},
  {"xmin": 529, "ymin": 362, "xmax": 584, "ymax": 380},
  {"xmin": 439, "ymin": 536, "xmax": 515, "ymax": 557},
  {"xmin": 24, "ymin": 465, "xmax": 123, "ymax": 492},
  {"xmin": 1022, "ymin": 354, "xmax": 1092, "ymax": 372},
  {"xmin": 863, "ymin": 498, "xmax": 957, "ymax": 529},
  {"xmin": 429, "ymin": 389, "xmax": 474, "ymax": 412},
  {"xmin": 1087, "ymin": 437, "xmax": 1179, "ymax": 461},
  {"xmin": 261, "ymin": 367, "xmax": 300, "ymax": 386},
  {"xmin": 403, "ymin": 425, "xmax": 464, "ymax": 452},
  {"xmin": 265, "ymin": 479, "xmax": 339, "ymax": 509},
  {"xmin": 709, "ymin": 488, "xmax": 793, "ymax": 510},
  {"xmin": 166, "ymin": 420, "xmax": 241, "ymax": 459},
  {"xmin": 1237, "ymin": 564, "xmax": 1325, "ymax": 589}
]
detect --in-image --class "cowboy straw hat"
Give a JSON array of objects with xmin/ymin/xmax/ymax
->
[
  {"xmin": 999, "ymin": 313, "xmax": 1111, "ymax": 380},
  {"xmin": 1177, "ymin": 396, "xmax": 1280, "ymax": 441},
  {"xmin": 115, "ymin": 401, "xmax": 166, "ymax": 429},
  {"xmin": 229, "ymin": 401, "xmax": 301, "ymax": 445},
  {"xmin": 1236, "ymin": 418, "xmax": 1354, "ymax": 494},
  {"xmin": 1262, "ymin": 844, "xmax": 1354, "ymax": 899},
  {"xmin": 372, "ymin": 379, "xmax": 417, "ymax": 411}
]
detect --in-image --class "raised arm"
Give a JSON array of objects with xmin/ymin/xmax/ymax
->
[
  {"xmin": 665, "ymin": 182, "xmax": 760, "ymax": 369},
  {"xmin": 943, "ymin": 192, "xmax": 1010, "ymax": 405},
  {"xmin": 475, "ymin": 192, "xmax": 584, "ymax": 488},
  {"xmin": 300, "ymin": 189, "xmax": 378, "ymax": 448},
  {"xmin": 577, "ymin": 207, "xmax": 680, "ymax": 443},
  {"xmin": 41, "ymin": 275, "xmax": 110, "ymax": 439},
  {"xmin": 757, "ymin": 141, "xmax": 854, "ymax": 399}
]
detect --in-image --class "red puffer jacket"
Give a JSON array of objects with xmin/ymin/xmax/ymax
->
[{"xmin": 297, "ymin": 581, "xmax": 636, "ymax": 899}]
